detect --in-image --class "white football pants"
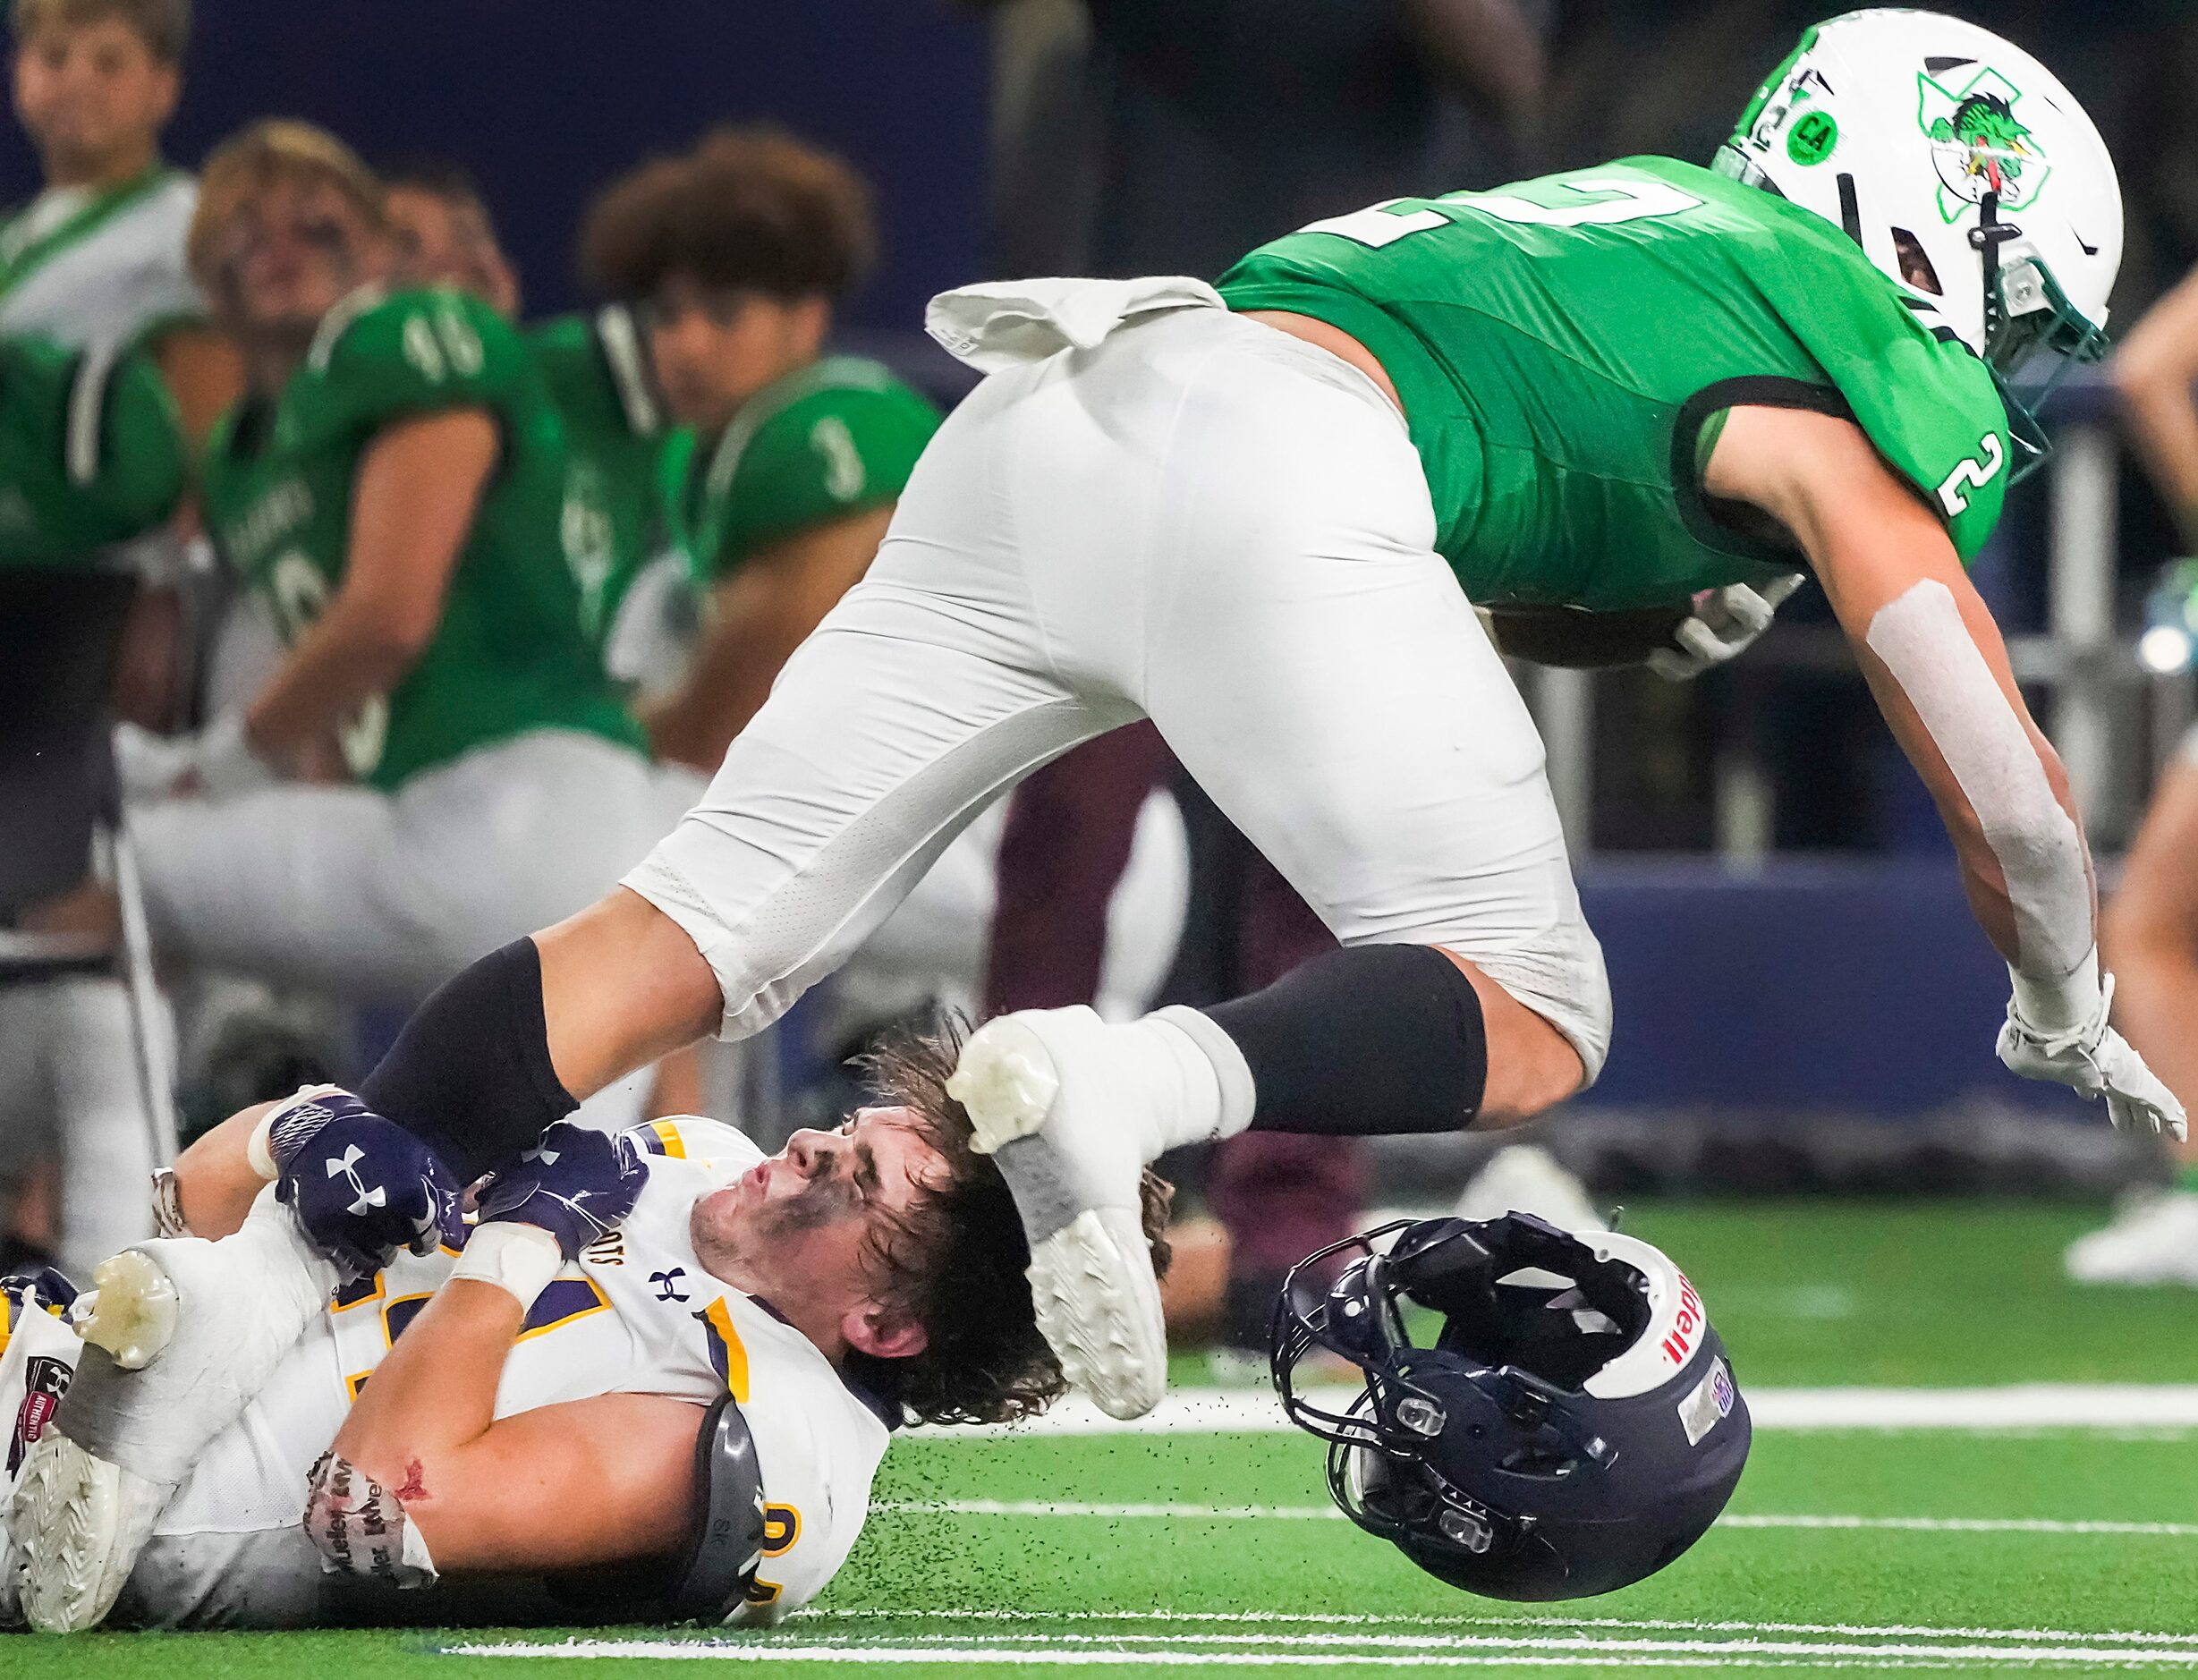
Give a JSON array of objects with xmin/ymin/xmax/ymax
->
[
  {"xmin": 628, "ymin": 303, "xmax": 1611, "ymax": 1076},
  {"xmin": 132, "ymin": 730, "xmax": 685, "ymax": 1009}
]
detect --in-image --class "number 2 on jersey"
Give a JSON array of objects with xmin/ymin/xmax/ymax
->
[
  {"xmin": 1936, "ymin": 432, "xmax": 2005, "ymax": 516},
  {"xmin": 1299, "ymin": 177, "xmax": 1706, "ymax": 248}
]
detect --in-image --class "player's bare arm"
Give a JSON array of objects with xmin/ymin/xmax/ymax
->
[
  {"xmin": 165, "ymin": 1099, "xmax": 282, "ymax": 1236},
  {"xmin": 1706, "ymin": 402, "xmax": 2181, "ymax": 1139},
  {"xmin": 2112, "ymin": 265, "xmax": 2198, "ymax": 543},
  {"xmin": 327, "ymin": 1285, "xmax": 699, "ymax": 1574},
  {"xmin": 641, "ymin": 502, "xmax": 897, "ymax": 770},
  {"xmin": 238, "ymin": 408, "xmax": 496, "ymax": 766},
  {"xmin": 1704, "ymin": 402, "xmax": 2075, "ymax": 965},
  {"xmin": 2099, "ymin": 754, "xmax": 2198, "ymax": 1116},
  {"xmin": 149, "ymin": 321, "xmax": 245, "ymax": 457}
]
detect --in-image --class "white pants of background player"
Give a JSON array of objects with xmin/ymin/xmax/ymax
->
[
  {"xmin": 628, "ymin": 291, "xmax": 1611, "ymax": 1074},
  {"xmin": 129, "ymin": 728, "xmax": 686, "ymax": 1130},
  {"xmin": 0, "ymin": 981, "xmax": 162, "ymax": 1277}
]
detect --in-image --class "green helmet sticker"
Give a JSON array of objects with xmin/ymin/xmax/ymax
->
[
  {"xmin": 1918, "ymin": 64, "xmax": 2050, "ymax": 223},
  {"xmin": 1786, "ymin": 110, "xmax": 1838, "ymax": 166}
]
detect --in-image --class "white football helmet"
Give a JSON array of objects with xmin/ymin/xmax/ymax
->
[{"xmin": 1717, "ymin": 9, "xmax": 2121, "ymax": 469}]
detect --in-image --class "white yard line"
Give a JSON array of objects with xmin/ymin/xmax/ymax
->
[
  {"xmin": 446, "ymin": 1632, "xmax": 2198, "ymax": 1670},
  {"xmin": 801, "ymin": 1609, "xmax": 2198, "ymax": 1648},
  {"xmin": 912, "ymin": 1386, "xmax": 2198, "ymax": 1438},
  {"xmin": 443, "ymin": 1646, "xmax": 1920, "ymax": 1668},
  {"xmin": 869, "ymin": 1498, "xmax": 2198, "ymax": 1538}
]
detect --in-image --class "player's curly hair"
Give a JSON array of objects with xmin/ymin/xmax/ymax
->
[
  {"xmin": 578, "ymin": 125, "xmax": 876, "ymax": 305},
  {"xmin": 845, "ymin": 1022, "xmax": 1174, "ymax": 1428}
]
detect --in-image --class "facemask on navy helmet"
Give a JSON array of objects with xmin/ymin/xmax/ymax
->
[{"xmin": 1271, "ymin": 1214, "xmax": 1751, "ymax": 1601}]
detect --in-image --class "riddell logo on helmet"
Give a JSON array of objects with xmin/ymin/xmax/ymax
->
[{"xmin": 1660, "ymin": 1276, "xmax": 1706, "ymax": 1365}]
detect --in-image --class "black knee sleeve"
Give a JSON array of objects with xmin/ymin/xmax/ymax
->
[
  {"xmin": 1201, "ymin": 944, "xmax": 1487, "ymax": 1136},
  {"xmin": 360, "ymin": 938, "xmax": 577, "ymax": 1180}
]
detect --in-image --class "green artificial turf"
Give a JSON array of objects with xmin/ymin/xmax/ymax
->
[{"xmin": 12, "ymin": 1199, "xmax": 2198, "ymax": 1680}]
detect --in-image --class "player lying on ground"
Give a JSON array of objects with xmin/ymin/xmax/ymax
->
[
  {"xmin": 2, "ymin": 1040, "xmax": 1164, "ymax": 1631},
  {"xmin": 181, "ymin": 11, "xmax": 2183, "ymax": 1427}
]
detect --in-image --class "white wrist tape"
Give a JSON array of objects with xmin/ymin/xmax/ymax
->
[
  {"xmin": 447, "ymin": 1221, "xmax": 562, "ymax": 1311},
  {"xmin": 1865, "ymin": 580, "xmax": 2092, "ymax": 979},
  {"xmin": 2008, "ymin": 947, "xmax": 2104, "ymax": 1039},
  {"xmin": 246, "ymin": 1110, "xmax": 280, "ymax": 1182}
]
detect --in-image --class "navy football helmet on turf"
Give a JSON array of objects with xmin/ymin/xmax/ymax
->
[{"xmin": 1272, "ymin": 1213, "xmax": 1750, "ymax": 1601}]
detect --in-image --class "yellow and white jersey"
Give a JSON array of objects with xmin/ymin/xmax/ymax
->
[{"xmin": 298, "ymin": 1116, "xmax": 888, "ymax": 1622}]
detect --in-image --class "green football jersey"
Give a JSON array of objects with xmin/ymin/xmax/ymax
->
[
  {"xmin": 1217, "ymin": 157, "xmax": 2011, "ymax": 613},
  {"xmin": 0, "ymin": 335, "xmax": 183, "ymax": 568},
  {"xmin": 677, "ymin": 355, "xmax": 939, "ymax": 585},
  {"xmin": 527, "ymin": 305, "xmax": 673, "ymax": 642},
  {"xmin": 200, "ymin": 284, "xmax": 643, "ymax": 791}
]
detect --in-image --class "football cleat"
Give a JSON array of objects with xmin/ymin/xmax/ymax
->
[
  {"xmin": 76, "ymin": 1252, "xmax": 176, "ymax": 1370},
  {"xmin": 15, "ymin": 1187, "xmax": 335, "ymax": 1629},
  {"xmin": 10, "ymin": 1429, "xmax": 167, "ymax": 1632},
  {"xmin": 2064, "ymin": 1190, "xmax": 2198, "ymax": 1286},
  {"xmin": 949, "ymin": 1009, "xmax": 1167, "ymax": 1421}
]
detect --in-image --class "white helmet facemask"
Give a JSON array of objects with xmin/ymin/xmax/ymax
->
[{"xmin": 1715, "ymin": 8, "xmax": 2122, "ymax": 479}]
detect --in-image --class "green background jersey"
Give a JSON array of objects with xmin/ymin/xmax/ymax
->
[
  {"xmin": 676, "ymin": 354, "xmax": 939, "ymax": 585},
  {"xmin": 199, "ymin": 284, "xmax": 642, "ymax": 790},
  {"xmin": 1217, "ymin": 157, "xmax": 2011, "ymax": 613},
  {"xmin": 0, "ymin": 335, "xmax": 183, "ymax": 569},
  {"xmin": 527, "ymin": 305, "xmax": 672, "ymax": 642}
]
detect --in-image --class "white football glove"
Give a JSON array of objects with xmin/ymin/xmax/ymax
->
[
  {"xmin": 1646, "ymin": 573, "xmax": 1805, "ymax": 682},
  {"xmin": 114, "ymin": 712, "xmax": 271, "ymax": 802},
  {"xmin": 1996, "ymin": 963, "xmax": 2187, "ymax": 1142}
]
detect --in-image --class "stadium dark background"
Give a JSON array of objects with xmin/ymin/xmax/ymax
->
[{"xmin": 0, "ymin": 0, "xmax": 992, "ymax": 330}]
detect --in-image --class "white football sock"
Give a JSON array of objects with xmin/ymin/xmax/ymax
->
[{"xmin": 1145, "ymin": 1006, "xmax": 1256, "ymax": 1151}]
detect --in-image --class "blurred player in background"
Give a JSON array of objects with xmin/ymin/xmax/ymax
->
[
  {"xmin": 4, "ymin": 1032, "xmax": 1158, "ymax": 1630},
  {"xmin": 578, "ymin": 127, "xmax": 939, "ymax": 773},
  {"xmin": 2061, "ymin": 263, "xmax": 2198, "ymax": 1284},
  {"xmin": 42, "ymin": 123, "xmax": 672, "ymax": 1113},
  {"xmin": 0, "ymin": 0, "xmax": 235, "ymax": 437},
  {"xmin": 0, "ymin": 337, "xmax": 182, "ymax": 1279},
  {"xmin": 382, "ymin": 158, "xmax": 671, "ymax": 664},
  {"xmin": 0, "ymin": 0, "xmax": 233, "ymax": 1280}
]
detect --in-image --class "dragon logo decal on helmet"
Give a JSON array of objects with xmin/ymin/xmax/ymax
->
[
  {"xmin": 1715, "ymin": 10, "xmax": 2121, "ymax": 479},
  {"xmin": 1919, "ymin": 67, "xmax": 2046, "ymax": 223},
  {"xmin": 1271, "ymin": 1214, "xmax": 1751, "ymax": 1602}
]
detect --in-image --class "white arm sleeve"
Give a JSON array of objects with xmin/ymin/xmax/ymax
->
[{"xmin": 1864, "ymin": 580, "xmax": 2093, "ymax": 1009}]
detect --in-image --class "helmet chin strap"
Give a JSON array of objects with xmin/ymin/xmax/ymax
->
[{"xmin": 1969, "ymin": 187, "xmax": 2023, "ymax": 366}]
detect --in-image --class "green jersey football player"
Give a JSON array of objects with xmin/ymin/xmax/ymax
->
[
  {"xmin": 577, "ymin": 127, "xmax": 940, "ymax": 769},
  {"xmin": 97, "ymin": 121, "xmax": 672, "ymax": 1013},
  {"xmin": 197, "ymin": 13, "xmax": 2175, "ymax": 1430},
  {"xmin": 0, "ymin": 332, "xmax": 182, "ymax": 568},
  {"xmin": 382, "ymin": 160, "xmax": 673, "ymax": 653}
]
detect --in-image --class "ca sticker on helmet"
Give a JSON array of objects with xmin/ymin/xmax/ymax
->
[
  {"xmin": 1786, "ymin": 110, "xmax": 1837, "ymax": 166},
  {"xmin": 1918, "ymin": 64, "xmax": 2049, "ymax": 224},
  {"xmin": 1677, "ymin": 1354, "xmax": 1736, "ymax": 1447}
]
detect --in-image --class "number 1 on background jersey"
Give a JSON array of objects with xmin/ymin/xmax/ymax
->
[{"xmin": 1299, "ymin": 178, "xmax": 1706, "ymax": 249}]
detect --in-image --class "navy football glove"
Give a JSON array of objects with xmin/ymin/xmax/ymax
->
[
  {"xmin": 474, "ymin": 1122, "xmax": 646, "ymax": 1260},
  {"xmin": 269, "ymin": 1087, "xmax": 465, "ymax": 1281}
]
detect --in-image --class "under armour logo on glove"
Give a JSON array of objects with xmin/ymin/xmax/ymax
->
[
  {"xmin": 476, "ymin": 1123, "xmax": 648, "ymax": 1261},
  {"xmin": 276, "ymin": 1093, "xmax": 467, "ymax": 1282},
  {"xmin": 327, "ymin": 1144, "xmax": 389, "ymax": 1218}
]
